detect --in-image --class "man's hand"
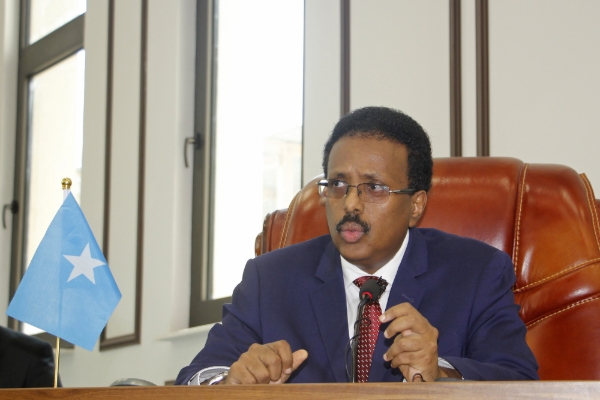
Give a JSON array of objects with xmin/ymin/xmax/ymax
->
[
  {"xmin": 224, "ymin": 340, "xmax": 308, "ymax": 384},
  {"xmin": 380, "ymin": 302, "xmax": 446, "ymax": 382}
]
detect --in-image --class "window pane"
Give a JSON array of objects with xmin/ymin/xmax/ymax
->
[
  {"xmin": 23, "ymin": 51, "xmax": 85, "ymax": 334},
  {"xmin": 28, "ymin": 0, "xmax": 86, "ymax": 44},
  {"xmin": 211, "ymin": 0, "xmax": 304, "ymax": 299}
]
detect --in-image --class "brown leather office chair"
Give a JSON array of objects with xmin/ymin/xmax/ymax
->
[{"xmin": 255, "ymin": 157, "xmax": 600, "ymax": 380}]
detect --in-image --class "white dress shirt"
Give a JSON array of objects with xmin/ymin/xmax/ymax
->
[
  {"xmin": 340, "ymin": 229, "xmax": 456, "ymax": 379},
  {"xmin": 341, "ymin": 230, "xmax": 409, "ymax": 340}
]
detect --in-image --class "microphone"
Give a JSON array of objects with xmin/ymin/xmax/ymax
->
[{"xmin": 359, "ymin": 279, "xmax": 384, "ymax": 302}]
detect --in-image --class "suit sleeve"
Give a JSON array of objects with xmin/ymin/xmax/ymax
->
[
  {"xmin": 175, "ymin": 258, "xmax": 263, "ymax": 385},
  {"xmin": 443, "ymin": 251, "xmax": 539, "ymax": 380}
]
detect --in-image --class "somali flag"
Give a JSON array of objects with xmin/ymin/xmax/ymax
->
[{"xmin": 7, "ymin": 193, "xmax": 121, "ymax": 351}]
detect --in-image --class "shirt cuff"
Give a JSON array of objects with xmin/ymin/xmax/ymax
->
[
  {"xmin": 438, "ymin": 357, "xmax": 464, "ymax": 380},
  {"xmin": 401, "ymin": 358, "xmax": 462, "ymax": 382},
  {"xmin": 438, "ymin": 357, "xmax": 455, "ymax": 370},
  {"xmin": 188, "ymin": 366, "xmax": 230, "ymax": 385}
]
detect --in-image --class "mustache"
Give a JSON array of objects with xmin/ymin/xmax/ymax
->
[{"xmin": 335, "ymin": 213, "xmax": 371, "ymax": 234}]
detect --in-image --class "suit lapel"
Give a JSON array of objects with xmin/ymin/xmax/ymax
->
[
  {"xmin": 310, "ymin": 242, "xmax": 349, "ymax": 382},
  {"xmin": 369, "ymin": 228, "xmax": 429, "ymax": 382}
]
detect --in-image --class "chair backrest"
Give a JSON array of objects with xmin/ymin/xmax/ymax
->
[{"xmin": 255, "ymin": 157, "xmax": 600, "ymax": 380}]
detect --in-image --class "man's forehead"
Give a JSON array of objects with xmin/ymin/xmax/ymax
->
[
  {"xmin": 327, "ymin": 137, "xmax": 408, "ymax": 180},
  {"xmin": 329, "ymin": 170, "xmax": 386, "ymax": 180}
]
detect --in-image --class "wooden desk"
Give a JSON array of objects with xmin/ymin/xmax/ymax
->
[{"xmin": 1, "ymin": 382, "xmax": 599, "ymax": 399}]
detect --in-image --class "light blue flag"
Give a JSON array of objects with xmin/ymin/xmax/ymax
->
[{"xmin": 7, "ymin": 193, "xmax": 121, "ymax": 351}]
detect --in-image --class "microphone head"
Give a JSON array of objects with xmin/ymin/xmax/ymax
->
[{"xmin": 359, "ymin": 279, "xmax": 383, "ymax": 302}]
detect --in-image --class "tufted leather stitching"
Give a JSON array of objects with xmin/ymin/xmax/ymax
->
[
  {"xmin": 278, "ymin": 192, "xmax": 299, "ymax": 250},
  {"xmin": 261, "ymin": 210, "xmax": 281, "ymax": 254},
  {"xmin": 526, "ymin": 296, "xmax": 600, "ymax": 328},
  {"xmin": 513, "ymin": 258, "xmax": 600, "ymax": 293},
  {"xmin": 512, "ymin": 163, "xmax": 529, "ymax": 279},
  {"xmin": 581, "ymin": 173, "xmax": 600, "ymax": 252}
]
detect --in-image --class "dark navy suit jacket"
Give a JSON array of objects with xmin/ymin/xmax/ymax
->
[{"xmin": 176, "ymin": 228, "xmax": 539, "ymax": 384}]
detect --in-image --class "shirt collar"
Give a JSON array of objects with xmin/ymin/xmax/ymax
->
[{"xmin": 341, "ymin": 229, "xmax": 410, "ymax": 289}]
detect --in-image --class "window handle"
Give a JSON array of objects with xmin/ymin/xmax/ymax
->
[
  {"xmin": 2, "ymin": 200, "xmax": 18, "ymax": 229},
  {"xmin": 184, "ymin": 132, "xmax": 203, "ymax": 168}
]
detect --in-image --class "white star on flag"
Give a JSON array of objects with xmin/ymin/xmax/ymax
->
[{"xmin": 64, "ymin": 243, "xmax": 105, "ymax": 284}]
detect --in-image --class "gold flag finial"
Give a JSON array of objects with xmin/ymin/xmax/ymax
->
[{"xmin": 61, "ymin": 178, "xmax": 72, "ymax": 190}]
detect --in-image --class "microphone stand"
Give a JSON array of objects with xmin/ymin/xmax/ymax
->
[{"xmin": 351, "ymin": 296, "xmax": 370, "ymax": 383}]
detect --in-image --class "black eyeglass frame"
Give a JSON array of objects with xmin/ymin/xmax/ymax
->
[{"xmin": 316, "ymin": 179, "xmax": 417, "ymax": 204}]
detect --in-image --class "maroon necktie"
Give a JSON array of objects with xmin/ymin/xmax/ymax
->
[{"xmin": 353, "ymin": 276, "xmax": 387, "ymax": 383}]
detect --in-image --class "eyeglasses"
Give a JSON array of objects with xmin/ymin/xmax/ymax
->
[{"xmin": 317, "ymin": 179, "xmax": 417, "ymax": 204}]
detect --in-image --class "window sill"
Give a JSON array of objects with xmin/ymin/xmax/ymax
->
[{"xmin": 156, "ymin": 323, "xmax": 217, "ymax": 341}]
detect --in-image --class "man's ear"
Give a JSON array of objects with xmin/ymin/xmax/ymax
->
[{"xmin": 408, "ymin": 191, "xmax": 427, "ymax": 227}]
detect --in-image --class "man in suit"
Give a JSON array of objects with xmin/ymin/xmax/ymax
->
[
  {"xmin": 0, "ymin": 325, "xmax": 60, "ymax": 387},
  {"xmin": 176, "ymin": 107, "xmax": 539, "ymax": 385}
]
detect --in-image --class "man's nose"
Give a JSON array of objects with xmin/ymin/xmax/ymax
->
[{"xmin": 343, "ymin": 185, "xmax": 364, "ymax": 214}]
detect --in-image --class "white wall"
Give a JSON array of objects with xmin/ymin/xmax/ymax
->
[
  {"xmin": 302, "ymin": 0, "xmax": 340, "ymax": 183},
  {"xmin": 350, "ymin": 0, "xmax": 451, "ymax": 158},
  {"xmin": 303, "ymin": 0, "xmax": 600, "ymax": 192},
  {"xmin": 303, "ymin": 0, "xmax": 452, "ymax": 183},
  {"xmin": 488, "ymin": 0, "xmax": 600, "ymax": 190},
  {"xmin": 460, "ymin": 0, "xmax": 477, "ymax": 157}
]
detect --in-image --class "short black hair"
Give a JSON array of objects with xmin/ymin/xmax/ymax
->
[{"xmin": 322, "ymin": 106, "xmax": 433, "ymax": 192}]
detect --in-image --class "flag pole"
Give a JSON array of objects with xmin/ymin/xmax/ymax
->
[
  {"xmin": 54, "ymin": 177, "xmax": 72, "ymax": 388},
  {"xmin": 54, "ymin": 336, "xmax": 60, "ymax": 388}
]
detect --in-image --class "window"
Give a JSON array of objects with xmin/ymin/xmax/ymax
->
[
  {"xmin": 190, "ymin": 0, "xmax": 304, "ymax": 326},
  {"xmin": 8, "ymin": 0, "xmax": 86, "ymax": 340},
  {"xmin": 24, "ymin": 51, "xmax": 85, "ymax": 331},
  {"xmin": 28, "ymin": 0, "xmax": 85, "ymax": 44}
]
